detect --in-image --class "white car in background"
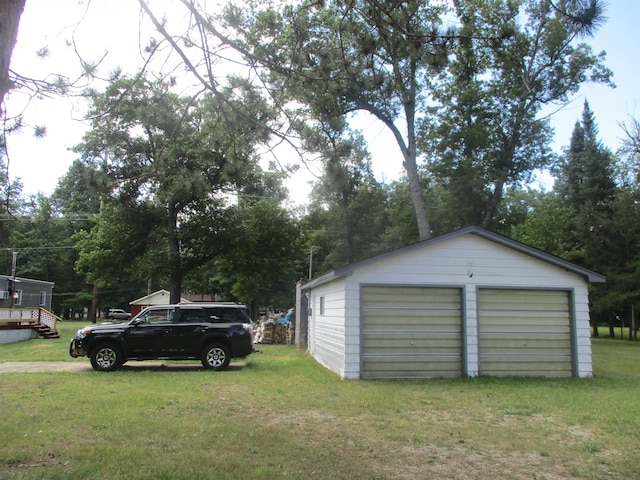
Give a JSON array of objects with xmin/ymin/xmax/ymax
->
[{"xmin": 107, "ymin": 308, "xmax": 131, "ymax": 320}]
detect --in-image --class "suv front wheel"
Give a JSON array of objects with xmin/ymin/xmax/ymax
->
[
  {"xmin": 90, "ymin": 343, "xmax": 123, "ymax": 372},
  {"xmin": 201, "ymin": 343, "xmax": 231, "ymax": 371}
]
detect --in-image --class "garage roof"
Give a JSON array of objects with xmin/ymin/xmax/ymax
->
[{"xmin": 301, "ymin": 226, "xmax": 606, "ymax": 290}]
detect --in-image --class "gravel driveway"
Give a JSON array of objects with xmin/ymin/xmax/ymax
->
[
  {"xmin": 0, "ymin": 361, "xmax": 246, "ymax": 373},
  {"xmin": 0, "ymin": 361, "xmax": 93, "ymax": 373}
]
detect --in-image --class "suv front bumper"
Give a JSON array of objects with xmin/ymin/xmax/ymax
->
[{"xmin": 69, "ymin": 338, "xmax": 87, "ymax": 358}]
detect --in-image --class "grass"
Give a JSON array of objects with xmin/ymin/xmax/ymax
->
[{"xmin": 1, "ymin": 322, "xmax": 639, "ymax": 479}]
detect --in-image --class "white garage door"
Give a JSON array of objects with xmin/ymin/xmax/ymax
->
[
  {"xmin": 361, "ymin": 286, "xmax": 462, "ymax": 379},
  {"xmin": 478, "ymin": 289, "xmax": 573, "ymax": 377}
]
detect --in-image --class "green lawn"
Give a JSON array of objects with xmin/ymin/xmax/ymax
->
[{"xmin": 1, "ymin": 321, "xmax": 639, "ymax": 479}]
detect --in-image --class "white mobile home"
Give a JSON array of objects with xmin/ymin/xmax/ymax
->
[{"xmin": 296, "ymin": 227, "xmax": 605, "ymax": 379}]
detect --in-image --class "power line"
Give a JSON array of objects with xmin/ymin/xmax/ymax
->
[
  {"xmin": 0, "ymin": 246, "xmax": 76, "ymax": 251},
  {"xmin": 0, "ymin": 215, "xmax": 96, "ymax": 222}
]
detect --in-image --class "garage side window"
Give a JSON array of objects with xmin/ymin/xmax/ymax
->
[
  {"xmin": 319, "ymin": 296, "xmax": 325, "ymax": 315},
  {"xmin": 39, "ymin": 291, "xmax": 46, "ymax": 306}
]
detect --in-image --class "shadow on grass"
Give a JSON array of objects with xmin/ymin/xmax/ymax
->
[{"xmin": 117, "ymin": 361, "xmax": 248, "ymax": 373}]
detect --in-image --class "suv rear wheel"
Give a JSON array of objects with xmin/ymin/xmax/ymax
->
[
  {"xmin": 201, "ymin": 343, "xmax": 231, "ymax": 371},
  {"xmin": 90, "ymin": 343, "xmax": 123, "ymax": 372}
]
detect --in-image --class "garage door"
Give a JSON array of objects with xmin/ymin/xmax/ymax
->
[
  {"xmin": 361, "ymin": 286, "xmax": 462, "ymax": 379},
  {"xmin": 478, "ymin": 289, "xmax": 572, "ymax": 377}
]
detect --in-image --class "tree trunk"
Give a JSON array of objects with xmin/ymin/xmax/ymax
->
[
  {"xmin": 0, "ymin": 0, "xmax": 26, "ymax": 112},
  {"xmin": 168, "ymin": 203, "xmax": 182, "ymax": 304},
  {"xmin": 403, "ymin": 85, "xmax": 431, "ymax": 241},
  {"xmin": 482, "ymin": 178, "xmax": 505, "ymax": 229},
  {"xmin": 90, "ymin": 284, "xmax": 98, "ymax": 323},
  {"xmin": 405, "ymin": 156, "xmax": 431, "ymax": 240},
  {"xmin": 250, "ymin": 299, "xmax": 259, "ymax": 322}
]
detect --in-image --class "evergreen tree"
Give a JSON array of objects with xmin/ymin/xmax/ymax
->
[
  {"xmin": 557, "ymin": 100, "xmax": 616, "ymax": 264},
  {"xmin": 556, "ymin": 100, "xmax": 616, "ymax": 335}
]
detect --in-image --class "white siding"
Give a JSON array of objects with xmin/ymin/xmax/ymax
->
[
  {"xmin": 343, "ymin": 281, "xmax": 361, "ymax": 379},
  {"xmin": 573, "ymin": 286, "xmax": 593, "ymax": 377},
  {"xmin": 308, "ymin": 278, "xmax": 347, "ymax": 377}
]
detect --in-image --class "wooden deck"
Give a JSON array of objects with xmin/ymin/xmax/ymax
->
[{"xmin": 0, "ymin": 308, "xmax": 63, "ymax": 339}]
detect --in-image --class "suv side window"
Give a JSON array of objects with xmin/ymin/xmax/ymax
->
[
  {"xmin": 138, "ymin": 308, "xmax": 175, "ymax": 324},
  {"xmin": 211, "ymin": 307, "xmax": 250, "ymax": 323},
  {"xmin": 177, "ymin": 308, "xmax": 208, "ymax": 323}
]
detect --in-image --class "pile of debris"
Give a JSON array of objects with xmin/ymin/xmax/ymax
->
[{"xmin": 253, "ymin": 309, "xmax": 295, "ymax": 345}]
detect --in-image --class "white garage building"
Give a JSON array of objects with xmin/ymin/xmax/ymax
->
[{"xmin": 296, "ymin": 227, "xmax": 605, "ymax": 379}]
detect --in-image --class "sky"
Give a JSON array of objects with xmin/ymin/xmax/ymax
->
[{"xmin": 4, "ymin": 0, "xmax": 640, "ymax": 202}]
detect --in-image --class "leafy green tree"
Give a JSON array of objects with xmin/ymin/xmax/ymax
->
[
  {"xmin": 597, "ymin": 115, "xmax": 640, "ymax": 338},
  {"xmin": 43, "ymin": 163, "xmax": 115, "ymax": 318},
  {"xmin": 0, "ymin": 139, "xmax": 96, "ymax": 318},
  {"xmin": 420, "ymin": 0, "xmax": 612, "ymax": 229},
  {"xmin": 73, "ymin": 200, "xmax": 159, "ymax": 303},
  {"xmin": 243, "ymin": 0, "xmax": 453, "ymax": 240},
  {"xmin": 73, "ymin": 74, "xmax": 276, "ymax": 303},
  {"xmin": 508, "ymin": 189, "xmax": 578, "ymax": 258},
  {"xmin": 142, "ymin": 0, "xmax": 455, "ymax": 241},
  {"xmin": 0, "ymin": 155, "xmax": 26, "ymax": 274},
  {"xmin": 205, "ymin": 198, "xmax": 305, "ymax": 317},
  {"xmin": 142, "ymin": 0, "xmax": 611, "ymax": 241},
  {"xmin": 380, "ymin": 179, "xmax": 419, "ymax": 250},
  {"xmin": 597, "ymin": 187, "xmax": 640, "ymax": 339},
  {"xmin": 52, "ymin": 160, "xmax": 111, "ymax": 216},
  {"xmin": 8, "ymin": 195, "xmax": 91, "ymax": 317},
  {"xmin": 302, "ymin": 123, "xmax": 389, "ymax": 273}
]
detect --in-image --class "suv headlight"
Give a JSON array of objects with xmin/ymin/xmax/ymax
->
[{"xmin": 76, "ymin": 326, "xmax": 93, "ymax": 339}]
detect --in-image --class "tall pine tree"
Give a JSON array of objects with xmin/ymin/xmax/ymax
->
[{"xmin": 557, "ymin": 100, "xmax": 616, "ymax": 335}]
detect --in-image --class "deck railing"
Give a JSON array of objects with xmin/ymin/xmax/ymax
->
[{"xmin": 0, "ymin": 308, "xmax": 62, "ymax": 332}]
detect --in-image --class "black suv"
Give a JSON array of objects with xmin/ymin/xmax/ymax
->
[{"xmin": 70, "ymin": 303, "xmax": 254, "ymax": 372}]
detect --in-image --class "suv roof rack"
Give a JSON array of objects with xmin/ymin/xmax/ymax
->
[{"xmin": 177, "ymin": 301, "xmax": 245, "ymax": 306}]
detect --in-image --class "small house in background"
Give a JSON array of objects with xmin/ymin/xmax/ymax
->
[
  {"xmin": 0, "ymin": 275, "xmax": 54, "ymax": 310},
  {"xmin": 297, "ymin": 226, "xmax": 605, "ymax": 380},
  {"xmin": 129, "ymin": 289, "xmax": 188, "ymax": 317}
]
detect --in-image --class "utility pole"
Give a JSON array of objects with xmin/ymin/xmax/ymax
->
[
  {"xmin": 9, "ymin": 251, "xmax": 17, "ymax": 308},
  {"xmin": 90, "ymin": 284, "xmax": 98, "ymax": 323}
]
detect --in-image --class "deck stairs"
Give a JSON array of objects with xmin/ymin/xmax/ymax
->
[{"xmin": 30, "ymin": 321, "xmax": 61, "ymax": 339}]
